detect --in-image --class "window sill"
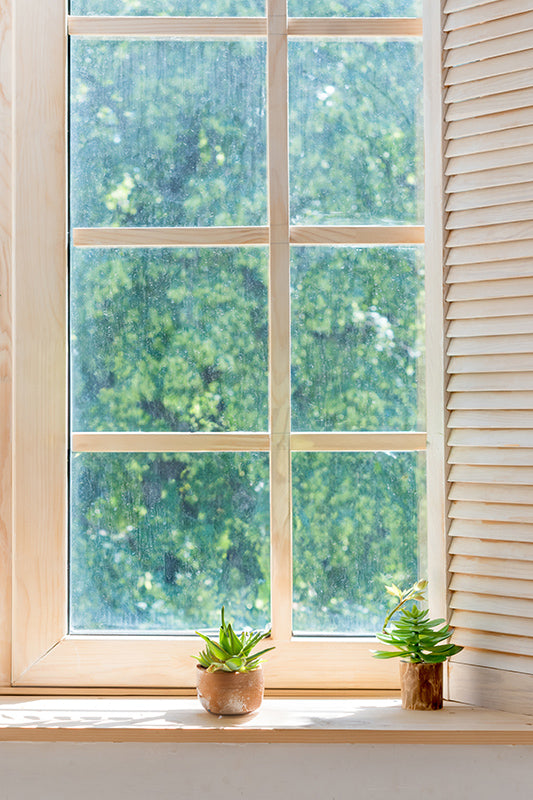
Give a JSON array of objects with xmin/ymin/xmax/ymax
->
[{"xmin": 0, "ymin": 696, "xmax": 532, "ymax": 744}]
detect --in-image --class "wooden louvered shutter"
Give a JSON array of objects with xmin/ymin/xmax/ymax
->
[{"xmin": 443, "ymin": 0, "xmax": 533, "ymax": 713}]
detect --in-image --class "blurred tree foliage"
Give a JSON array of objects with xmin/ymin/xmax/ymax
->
[{"xmin": 69, "ymin": 16, "xmax": 425, "ymax": 634}]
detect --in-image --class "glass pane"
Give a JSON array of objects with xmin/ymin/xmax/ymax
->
[
  {"xmin": 289, "ymin": 0, "xmax": 421, "ymax": 15},
  {"xmin": 292, "ymin": 451, "xmax": 425, "ymax": 635},
  {"xmin": 70, "ymin": 452, "xmax": 270, "ymax": 632},
  {"xmin": 70, "ymin": 40, "xmax": 267, "ymax": 227},
  {"xmin": 291, "ymin": 246, "xmax": 424, "ymax": 432},
  {"xmin": 71, "ymin": 248, "xmax": 268, "ymax": 432},
  {"xmin": 71, "ymin": 0, "xmax": 264, "ymax": 16},
  {"xmin": 289, "ymin": 40, "xmax": 423, "ymax": 225}
]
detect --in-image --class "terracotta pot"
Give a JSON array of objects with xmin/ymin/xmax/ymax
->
[
  {"xmin": 399, "ymin": 661, "xmax": 443, "ymax": 710},
  {"xmin": 196, "ymin": 665, "xmax": 264, "ymax": 715}
]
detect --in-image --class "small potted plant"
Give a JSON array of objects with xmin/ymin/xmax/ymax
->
[
  {"xmin": 193, "ymin": 607, "xmax": 275, "ymax": 715},
  {"xmin": 373, "ymin": 579, "xmax": 463, "ymax": 710}
]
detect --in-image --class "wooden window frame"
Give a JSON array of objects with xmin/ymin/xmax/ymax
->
[{"xmin": 0, "ymin": 0, "xmax": 444, "ymax": 691}]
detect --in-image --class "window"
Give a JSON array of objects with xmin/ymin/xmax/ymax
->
[{"xmin": 6, "ymin": 0, "xmax": 440, "ymax": 692}]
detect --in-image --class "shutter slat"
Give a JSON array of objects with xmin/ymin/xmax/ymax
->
[
  {"xmin": 450, "ymin": 518, "xmax": 533, "ymax": 541},
  {"xmin": 451, "ymin": 628, "xmax": 533, "ymax": 656},
  {"xmin": 446, "ymin": 106, "xmax": 533, "ymax": 139},
  {"xmin": 450, "ymin": 571, "xmax": 533, "ymax": 595},
  {"xmin": 447, "ymin": 296, "xmax": 533, "ymax": 318},
  {"xmin": 453, "ymin": 647, "xmax": 533, "ymax": 676},
  {"xmin": 448, "ymin": 316, "xmax": 533, "ymax": 337},
  {"xmin": 446, "ymin": 164, "xmax": 533, "ymax": 193},
  {"xmin": 445, "ymin": 126, "xmax": 533, "ymax": 157},
  {"xmin": 449, "ymin": 408, "xmax": 533, "ymax": 426},
  {"xmin": 445, "ymin": 2, "xmax": 533, "ymax": 33},
  {"xmin": 450, "ymin": 499, "xmax": 533, "ymax": 521},
  {"xmin": 449, "ymin": 429, "xmax": 533, "ymax": 447},
  {"xmin": 449, "ymin": 482, "xmax": 533, "ymax": 506},
  {"xmin": 450, "ymin": 553, "xmax": 533, "ymax": 580},
  {"xmin": 447, "ymin": 147, "xmax": 533, "ymax": 177},
  {"xmin": 445, "ymin": 68, "xmax": 533, "ymax": 104},
  {"xmin": 449, "ymin": 446, "xmax": 533, "ymax": 464},
  {"xmin": 451, "ymin": 609, "xmax": 533, "ymax": 638},
  {"xmin": 448, "ymin": 373, "xmax": 533, "ymax": 391},
  {"xmin": 447, "ymin": 335, "xmax": 533, "ymax": 356},
  {"xmin": 447, "ymin": 261, "xmax": 533, "ymax": 283},
  {"xmin": 444, "ymin": 12, "xmax": 533, "ymax": 50},
  {"xmin": 447, "ymin": 222, "xmax": 533, "ymax": 248},
  {"xmin": 445, "ymin": 30, "xmax": 533, "ymax": 67},
  {"xmin": 444, "ymin": 0, "xmax": 503, "ymax": 13},
  {"xmin": 447, "ymin": 240, "xmax": 533, "ymax": 265},
  {"xmin": 451, "ymin": 590, "xmax": 533, "ymax": 618},
  {"xmin": 445, "ymin": 88, "xmax": 533, "ymax": 122},
  {"xmin": 452, "ymin": 648, "xmax": 533, "ymax": 675},
  {"xmin": 446, "ymin": 51, "xmax": 533, "ymax": 87},
  {"xmin": 446, "ymin": 182, "xmax": 533, "ymax": 212},
  {"xmin": 446, "ymin": 278, "xmax": 533, "ymax": 300}
]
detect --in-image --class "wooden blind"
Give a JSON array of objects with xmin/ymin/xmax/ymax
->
[{"xmin": 443, "ymin": 0, "xmax": 533, "ymax": 713}]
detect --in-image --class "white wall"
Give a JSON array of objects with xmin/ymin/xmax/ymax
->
[{"xmin": 0, "ymin": 744, "xmax": 531, "ymax": 800}]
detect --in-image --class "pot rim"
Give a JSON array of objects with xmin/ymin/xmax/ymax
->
[{"xmin": 195, "ymin": 664, "xmax": 263, "ymax": 674}]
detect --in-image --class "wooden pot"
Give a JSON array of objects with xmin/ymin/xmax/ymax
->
[
  {"xmin": 196, "ymin": 665, "xmax": 264, "ymax": 715},
  {"xmin": 399, "ymin": 661, "xmax": 443, "ymax": 710}
]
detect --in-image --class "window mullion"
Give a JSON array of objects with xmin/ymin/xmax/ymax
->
[{"xmin": 267, "ymin": 0, "xmax": 291, "ymax": 642}]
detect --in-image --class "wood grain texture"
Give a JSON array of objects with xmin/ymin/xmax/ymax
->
[
  {"xmin": 445, "ymin": 1, "xmax": 533, "ymax": 32},
  {"xmin": 72, "ymin": 432, "xmax": 270, "ymax": 453},
  {"xmin": 444, "ymin": 30, "xmax": 533, "ymax": 67},
  {"xmin": 445, "ymin": 51, "xmax": 533, "ymax": 87},
  {"xmin": 12, "ymin": 0, "xmax": 67, "ymax": 682},
  {"xmin": 447, "ymin": 333, "xmax": 533, "ymax": 356},
  {"xmin": 1, "ymin": 696, "xmax": 532, "ymax": 744},
  {"xmin": 446, "ymin": 278, "xmax": 533, "ymax": 301},
  {"xmin": 450, "ymin": 553, "xmax": 533, "ymax": 581},
  {"xmin": 446, "ymin": 145, "xmax": 533, "ymax": 177},
  {"xmin": 0, "ymin": 0, "xmax": 12, "ymax": 687},
  {"xmin": 447, "ymin": 372, "xmax": 533, "ymax": 391},
  {"xmin": 13, "ymin": 636, "xmax": 399, "ymax": 690},
  {"xmin": 450, "ymin": 569, "xmax": 533, "ymax": 594},
  {"xmin": 447, "ymin": 260, "xmax": 533, "ymax": 283},
  {"xmin": 449, "ymin": 499, "xmax": 533, "ymax": 524},
  {"xmin": 445, "ymin": 125, "xmax": 533, "ymax": 157},
  {"xmin": 287, "ymin": 18, "xmax": 423, "ymax": 37},
  {"xmin": 68, "ymin": 16, "xmax": 268, "ymax": 37},
  {"xmin": 291, "ymin": 432, "xmax": 426, "ymax": 451},
  {"xmin": 72, "ymin": 227, "xmax": 270, "ymax": 247},
  {"xmin": 445, "ymin": 68, "xmax": 533, "ymax": 104},
  {"xmin": 449, "ymin": 662, "xmax": 533, "ymax": 715},
  {"xmin": 446, "ymin": 181, "xmax": 533, "ymax": 211},
  {"xmin": 444, "ymin": 10, "xmax": 533, "ymax": 49},
  {"xmin": 449, "ymin": 517, "xmax": 533, "ymax": 542},
  {"xmin": 290, "ymin": 225, "xmax": 424, "ymax": 245},
  {"xmin": 423, "ymin": 0, "xmax": 448, "ymax": 627},
  {"xmin": 267, "ymin": 0, "xmax": 291, "ymax": 643},
  {"xmin": 445, "ymin": 107, "xmax": 533, "ymax": 139},
  {"xmin": 447, "ymin": 295, "xmax": 533, "ymax": 318}
]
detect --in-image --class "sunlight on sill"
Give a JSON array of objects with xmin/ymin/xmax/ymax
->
[{"xmin": 0, "ymin": 696, "xmax": 532, "ymax": 743}]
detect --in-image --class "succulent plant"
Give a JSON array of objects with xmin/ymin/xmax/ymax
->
[
  {"xmin": 194, "ymin": 607, "xmax": 275, "ymax": 673},
  {"xmin": 373, "ymin": 580, "xmax": 463, "ymax": 664}
]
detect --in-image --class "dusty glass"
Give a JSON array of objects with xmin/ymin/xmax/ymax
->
[
  {"xmin": 292, "ymin": 451, "xmax": 425, "ymax": 635},
  {"xmin": 289, "ymin": 39, "xmax": 423, "ymax": 225},
  {"xmin": 70, "ymin": 452, "xmax": 270, "ymax": 632},
  {"xmin": 70, "ymin": 39, "xmax": 267, "ymax": 227},
  {"xmin": 291, "ymin": 246, "xmax": 425, "ymax": 432},
  {"xmin": 70, "ymin": 248, "xmax": 268, "ymax": 433}
]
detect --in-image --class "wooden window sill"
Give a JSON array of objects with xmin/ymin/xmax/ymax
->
[{"xmin": 0, "ymin": 696, "xmax": 532, "ymax": 744}]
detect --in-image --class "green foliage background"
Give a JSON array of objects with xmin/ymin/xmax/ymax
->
[{"xmin": 69, "ymin": 23, "xmax": 425, "ymax": 634}]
